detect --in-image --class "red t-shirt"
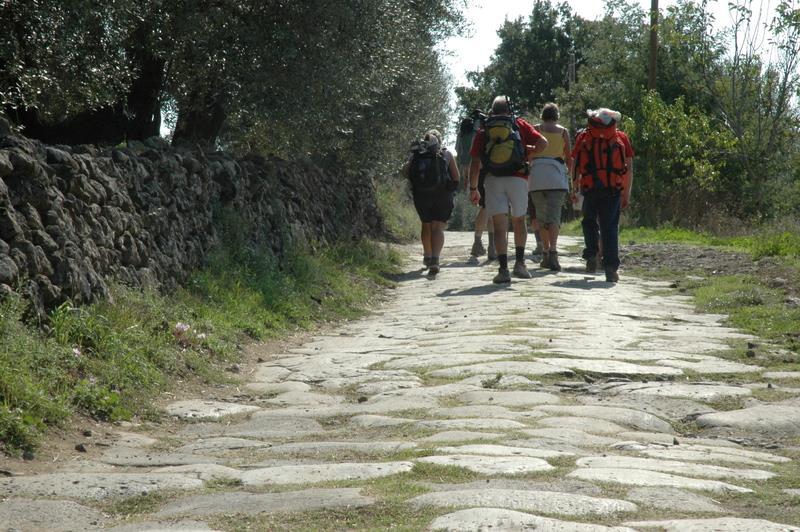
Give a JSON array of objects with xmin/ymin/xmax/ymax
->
[{"xmin": 470, "ymin": 117, "xmax": 544, "ymax": 178}]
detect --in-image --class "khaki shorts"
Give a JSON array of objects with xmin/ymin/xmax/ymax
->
[
  {"xmin": 531, "ymin": 190, "xmax": 567, "ymax": 227},
  {"xmin": 484, "ymin": 175, "xmax": 529, "ymax": 217}
]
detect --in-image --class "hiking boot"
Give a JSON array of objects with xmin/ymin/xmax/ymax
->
[
  {"xmin": 585, "ymin": 256, "xmax": 598, "ymax": 273},
  {"xmin": 605, "ymin": 268, "xmax": 619, "ymax": 283},
  {"xmin": 548, "ymin": 250, "xmax": 562, "ymax": 271},
  {"xmin": 539, "ymin": 251, "xmax": 551, "ymax": 269},
  {"xmin": 428, "ymin": 264, "xmax": 440, "ymax": 276},
  {"xmin": 512, "ymin": 261, "xmax": 532, "ymax": 279},
  {"xmin": 493, "ymin": 267, "xmax": 511, "ymax": 284},
  {"xmin": 470, "ymin": 240, "xmax": 486, "ymax": 257}
]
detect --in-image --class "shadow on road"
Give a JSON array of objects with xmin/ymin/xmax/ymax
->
[
  {"xmin": 437, "ymin": 284, "xmax": 511, "ymax": 297},
  {"xmin": 551, "ymin": 278, "xmax": 614, "ymax": 290},
  {"xmin": 386, "ymin": 269, "xmax": 427, "ymax": 283}
]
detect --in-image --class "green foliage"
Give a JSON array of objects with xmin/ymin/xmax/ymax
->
[
  {"xmin": 0, "ymin": 238, "xmax": 401, "ymax": 454},
  {"xmin": 375, "ymin": 178, "xmax": 419, "ymax": 243},
  {"xmin": 634, "ymin": 92, "xmax": 737, "ymax": 225}
]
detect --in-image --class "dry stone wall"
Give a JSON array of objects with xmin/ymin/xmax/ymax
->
[{"xmin": 0, "ymin": 125, "xmax": 383, "ymax": 319}]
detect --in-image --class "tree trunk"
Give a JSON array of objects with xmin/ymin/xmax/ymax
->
[{"xmin": 172, "ymin": 89, "xmax": 227, "ymax": 146}]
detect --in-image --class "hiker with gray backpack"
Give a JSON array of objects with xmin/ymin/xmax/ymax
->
[
  {"xmin": 468, "ymin": 96, "xmax": 548, "ymax": 283},
  {"xmin": 404, "ymin": 129, "xmax": 460, "ymax": 276}
]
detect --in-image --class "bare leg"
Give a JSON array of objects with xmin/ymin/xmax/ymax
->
[
  {"xmin": 549, "ymin": 224, "xmax": 560, "ymax": 252},
  {"xmin": 474, "ymin": 207, "xmax": 487, "ymax": 237},
  {"xmin": 512, "ymin": 216, "xmax": 528, "ymax": 250},
  {"xmin": 431, "ymin": 221, "xmax": 446, "ymax": 259},
  {"xmin": 539, "ymin": 225, "xmax": 551, "ymax": 252},
  {"xmin": 421, "ymin": 223, "xmax": 432, "ymax": 258},
  {"xmin": 492, "ymin": 213, "xmax": 508, "ymax": 256}
]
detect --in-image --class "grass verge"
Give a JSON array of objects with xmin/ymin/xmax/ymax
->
[
  {"xmin": 0, "ymin": 237, "xmax": 402, "ymax": 455},
  {"xmin": 375, "ymin": 178, "xmax": 418, "ymax": 243}
]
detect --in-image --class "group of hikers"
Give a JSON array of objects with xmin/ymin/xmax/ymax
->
[{"xmin": 404, "ymin": 96, "xmax": 634, "ymax": 283}]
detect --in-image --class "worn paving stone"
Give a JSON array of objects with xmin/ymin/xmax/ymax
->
[
  {"xmin": 429, "ymin": 508, "xmax": 637, "ymax": 532},
  {"xmin": 156, "ymin": 488, "xmax": 374, "ymax": 517},
  {"xmin": 0, "ymin": 498, "xmax": 108, "ymax": 531},
  {"xmin": 578, "ymin": 394, "xmax": 713, "ymax": 424},
  {"xmin": 265, "ymin": 441, "xmax": 416, "ymax": 456},
  {"xmin": 382, "ymin": 352, "xmax": 510, "ymax": 370},
  {"xmin": 696, "ymin": 405, "xmax": 800, "ymax": 435},
  {"xmin": 576, "ymin": 455, "xmax": 775, "ymax": 480},
  {"xmin": 535, "ymin": 416, "xmax": 626, "ymax": 435},
  {"xmin": 625, "ymin": 487, "xmax": 725, "ymax": 513},
  {"xmin": 355, "ymin": 380, "xmax": 421, "ymax": 395},
  {"xmin": 435, "ymin": 444, "xmax": 575, "ymax": 459},
  {"xmin": 602, "ymin": 382, "xmax": 752, "ymax": 401},
  {"xmin": 174, "ymin": 437, "xmax": 272, "ymax": 454},
  {"xmin": 568, "ymin": 467, "xmax": 752, "ymax": 493},
  {"xmin": 625, "ymin": 517, "xmax": 800, "ymax": 531},
  {"xmin": 263, "ymin": 391, "xmax": 344, "ymax": 407},
  {"xmin": 416, "ymin": 454, "xmax": 554, "ymax": 475},
  {"xmin": 113, "ymin": 431, "xmax": 159, "ymax": 448},
  {"xmin": 153, "ymin": 464, "xmax": 242, "ymax": 482},
  {"xmin": 427, "ymin": 405, "xmax": 525, "ymax": 419},
  {"xmin": 244, "ymin": 380, "xmax": 310, "ymax": 395},
  {"xmin": 417, "ymin": 479, "xmax": 603, "ymax": 497},
  {"xmin": 764, "ymin": 371, "xmax": 800, "ymax": 380},
  {"xmin": 0, "ymin": 473, "xmax": 204, "ymax": 500},
  {"xmin": 415, "ymin": 418, "xmax": 528, "ymax": 431},
  {"xmin": 105, "ymin": 520, "xmax": 220, "ymax": 531},
  {"xmin": 535, "ymin": 405, "xmax": 673, "ymax": 433},
  {"xmin": 428, "ymin": 361, "xmax": 571, "ymax": 379},
  {"xmin": 411, "ymin": 488, "xmax": 637, "ymax": 516},
  {"xmin": 458, "ymin": 390, "xmax": 561, "ymax": 407},
  {"xmin": 656, "ymin": 358, "xmax": 761, "ymax": 374},
  {"xmin": 540, "ymin": 357, "xmax": 686, "ymax": 377},
  {"xmin": 519, "ymin": 428, "xmax": 619, "ymax": 447},
  {"xmin": 239, "ymin": 461, "xmax": 413, "ymax": 485},
  {"xmin": 99, "ymin": 447, "xmax": 222, "ymax": 467},
  {"xmin": 347, "ymin": 414, "xmax": 414, "ymax": 428},
  {"xmin": 183, "ymin": 414, "xmax": 324, "ymax": 439},
  {"xmin": 613, "ymin": 432, "xmax": 742, "ymax": 448},
  {"xmin": 784, "ymin": 489, "xmax": 800, "ymax": 497},
  {"xmin": 418, "ymin": 431, "xmax": 503, "ymax": 443},
  {"xmin": 638, "ymin": 446, "xmax": 784, "ymax": 467},
  {"xmin": 164, "ymin": 400, "xmax": 260, "ymax": 420}
]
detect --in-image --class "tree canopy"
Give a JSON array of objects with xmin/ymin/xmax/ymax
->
[{"xmin": 1, "ymin": 0, "xmax": 465, "ymax": 174}]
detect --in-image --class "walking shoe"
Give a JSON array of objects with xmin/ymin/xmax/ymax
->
[
  {"xmin": 470, "ymin": 240, "xmax": 486, "ymax": 257},
  {"xmin": 512, "ymin": 261, "xmax": 532, "ymax": 279},
  {"xmin": 539, "ymin": 251, "xmax": 551, "ymax": 269},
  {"xmin": 548, "ymin": 250, "xmax": 561, "ymax": 271},
  {"xmin": 428, "ymin": 264, "xmax": 440, "ymax": 276},
  {"xmin": 605, "ymin": 268, "xmax": 619, "ymax": 283},
  {"xmin": 493, "ymin": 267, "xmax": 511, "ymax": 283},
  {"xmin": 585, "ymin": 256, "xmax": 598, "ymax": 273}
]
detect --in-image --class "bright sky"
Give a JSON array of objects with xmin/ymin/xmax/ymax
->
[{"xmin": 443, "ymin": 0, "xmax": 763, "ymax": 90}]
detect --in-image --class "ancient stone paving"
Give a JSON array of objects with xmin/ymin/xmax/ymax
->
[{"xmin": 2, "ymin": 232, "xmax": 799, "ymax": 531}]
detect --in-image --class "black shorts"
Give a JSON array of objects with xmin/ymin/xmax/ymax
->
[
  {"xmin": 478, "ymin": 170, "xmax": 487, "ymax": 208},
  {"xmin": 413, "ymin": 190, "xmax": 454, "ymax": 223}
]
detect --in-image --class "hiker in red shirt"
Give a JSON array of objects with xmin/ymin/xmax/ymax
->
[{"xmin": 468, "ymin": 96, "xmax": 547, "ymax": 284}]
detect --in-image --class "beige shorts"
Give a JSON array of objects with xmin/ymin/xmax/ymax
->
[
  {"xmin": 531, "ymin": 190, "xmax": 567, "ymax": 227},
  {"xmin": 484, "ymin": 175, "xmax": 529, "ymax": 218}
]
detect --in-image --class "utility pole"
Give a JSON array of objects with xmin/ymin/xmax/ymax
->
[{"xmin": 648, "ymin": 0, "xmax": 659, "ymax": 90}]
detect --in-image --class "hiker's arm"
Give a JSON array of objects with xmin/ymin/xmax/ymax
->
[
  {"xmin": 469, "ymin": 158, "xmax": 481, "ymax": 205},
  {"xmin": 622, "ymin": 159, "xmax": 633, "ymax": 209},
  {"xmin": 526, "ymin": 135, "xmax": 548, "ymax": 161},
  {"xmin": 562, "ymin": 128, "xmax": 572, "ymax": 166},
  {"xmin": 448, "ymin": 154, "xmax": 460, "ymax": 185}
]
